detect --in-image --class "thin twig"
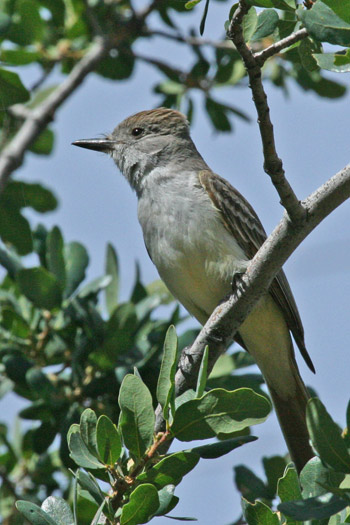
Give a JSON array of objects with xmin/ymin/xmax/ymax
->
[
  {"xmin": 147, "ymin": 28, "xmax": 233, "ymax": 50},
  {"xmin": 227, "ymin": 0, "xmax": 307, "ymax": 223},
  {"xmin": 254, "ymin": 28, "xmax": 309, "ymax": 66},
  {"xmin": 0, "ymin": 37, "xmax": 111, "ymax": 193}
]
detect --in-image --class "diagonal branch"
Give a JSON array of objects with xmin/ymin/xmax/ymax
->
[
  {"xmin": 0, "ymin": 37, "xmax": 111, "ymax": 193},
  {"xmin": 165, "ymin": 163, "xmax": 350, "ymax": 412},
  {"xmin": 227, "ymin": 1, "xmax": 307, "ymax": 223},
  {"xmin": 254, "ymin": 28, "xmax": 308, "ymax": 66}
]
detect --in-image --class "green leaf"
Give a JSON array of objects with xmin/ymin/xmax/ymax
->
[
  {"xmin": 29, "ymin": 129, "xmax": 55, "ymax": 156},
  {"xmin": 15, "ymin": 501, "xmax": 57, "ymax": 525},
  {"xmin": 321, "ymin": 0, "xmax": 350, "ymax": 24},
  {"xmin": 46, "ymin": 227, "xmax": 66, "ymax": 290},
  {"xmin": 298, "ymin": 38, "xmax": 319, "ymax": 72},
  {"xmin": 63, "ymin": 242, "xmax": 89, "ymax": 297},
  {"xmin": 300, "ymin": 456, "xmax": 345, "ymax": 499},
  {"xmin": 205, "ymin": 98, "xmax": 231, "ymax": 131},
  {"xmin": 263, "ymin": 456, "xmax": 288, "ymax": 499},
  {"xmin": 247, "ymin": 0, "xmax": 274, "ymax": 7},
  {"xmin": 77, "ymin": 275, "xmax": 111, "ymax": 299},
  {"xmin": 242, "ymin": 498, "xmax": 280, "ymax": 525},
  {"xmin": 105, "ymin": 243, "xmax": 119, "ymax": 315},
  {"xmin": 154, "ymin": 485, "xmax": 179, "ymax": 516},
  {"xmin": 186, "ymin": 435, "xmax": 257, "ymax": 459},
  {"xmin": 76, "ymin": 470, "xmax": 104, "ymax": 506},
  {"xmin": 278, "ymin": 465, "xmax": 302, "ymax": 505},
  {"xmin": 80, "ymin": 409, "xmax": 98, "ymax": 457},
  {"xmin": 41, "ymin": 496, "xmax": 74, "ymax": 525},
  {"xmin": 96, "ymin": 49, "xmax": 134, "ymax": 80},
  {"xmin": 307, "ymin": 397, "xmax": 350, "ymax": 473},
  {"xmin": 271, "ymin": 0, "xmax": 295, "ymax": 10},
  {"xmin": 7, "ymin": 182, "xmax": 58, "ymax": 212},
  {"xmin": 119, "ymin": 374, "xmax": 155, "ymax": 458},
  {"xmin": 120, "ymin": 484, "xmax": 159, "ymax": 525},
  {"xmin": 294, "ymin": 67, "xmax": 346, "ymax": 98},
  {"xmin": 26, "ymin": 368, "xmax": 55, "ymax": 397},
  {"xmin": 278, "ymin": 492, "xmax": 348, "ymax": 521},
  {"xmin": 1, "ymin": 309, "xmax": 30, "ymax": 338},
  {"xmin": 0, "ymin": 48, "xmax": 40, "ymax": 65},
  {"xmin": 8, "ymin": 0, "xmax": 44, "ymax": 45},
  {"xmin": 17, "ymin": 268, "xmax": 62, "ymax": 310},
  {"xmin": 137, "ymin": 451, "xmax": 199, "ymax": 488},
  {"xmin": 156, "ymin": 325, "xmax": 178, "ymax": 420},
  {"xmin": 235, "ymin": 465, "xmax": 270, "ymax": 502},
  {"xmin": 0, "ymin": 12, "xmax": 11, "ymax": 36},
  {"xmin": 195, "ymin": 346, "xmax": 209, "ymax": 398},
  {"xmin": 99, "ymin": 303, "xmax": 138, "ymax": 365},
  {"xmin": 0, "ymin": 68, "xmax": 30, "ymax": 107},
  {"xmin": 251, "ymin": 9, "xmax": 279, "ymax": 42},
  {"xmin": 68, "ymin": 425, "xmax": 104, "ymax": 470},
  {"xmin": 243, "ymin": 7, "xmax": 258, "ymax": 42},
  {"xmin": 171, "ymin": 388, "xmax": 271, "ymax": 441},
  {"xmin": 0, "ymin": 204, "xmax": 32, "ymax": 255},
  {"xmin": 185, "ymin": 0, "xmax": 202, "ymax": 8},
  {"xmin": 0, "ymin": 246, "xmax": 22, "ymax": 277},
  {"xmin": 96, "ymin": 415, "xmax": 122, "ymax": 465},
  {"xmin": 299, "ymin": 1, "xmax": 350, "ymax": 47},
  {"xmin": 314, "ymin": 50, "xmax": 350, "ymax": 73}
]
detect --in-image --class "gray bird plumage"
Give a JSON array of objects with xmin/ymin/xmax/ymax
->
[{"xmin": 73, "ymin": 107, "xmax": 314, "ymax": 472}]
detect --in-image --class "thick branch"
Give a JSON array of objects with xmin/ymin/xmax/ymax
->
[
  {"xmin": 0, "ymin": 37, "xmax": 111, "ymax": 193},
  {"xmin": 254, "ymin": 28, "xmax": 308, "ymax": 66},
  {"xmin": 172, "ymin": 163, "xmax": 350, "ymax": 402},
  {"xmin": 227, "ymin": 1, "xmax": 306, "ymax": 223}
]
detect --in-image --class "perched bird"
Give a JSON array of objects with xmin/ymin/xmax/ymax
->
[{"xmin": 73, "ymin": 108, "xmax": 314, "ymax": 472}]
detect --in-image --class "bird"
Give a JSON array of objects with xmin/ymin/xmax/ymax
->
[{"xmin": 72, "ymin": 107, "xmax": 315, "ymax": 473}]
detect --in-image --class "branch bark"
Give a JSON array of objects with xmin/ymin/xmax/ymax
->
[
  {"xmin": 0, "ymin": 37, "xmax": 111, "ymax": 193},
  {"xmin": 254, "ymin": 28, "xmax": 308, "ymax": 66},
  {"xmin": 227, "ymin": 1, "xmax": 307, "ymax": 223}
]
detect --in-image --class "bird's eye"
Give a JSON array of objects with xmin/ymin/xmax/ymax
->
[{"xmin": 131, "ymin": 127, "xmax": 144, "ymax": 137}]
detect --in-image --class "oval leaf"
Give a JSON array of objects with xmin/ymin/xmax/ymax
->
[
  {"xmin": 15, "ymin": 501, "xmax": 57, "ymax": 525},
  {"xmin": 68, "ymin": 426, "xmax": 104, "ymax": 470},
  {"xmin": 120, "ymin": 484, "xmax": 159, "ymax": 525},
  {"xmin": 96, "ymin": 415, "xmax": 122, "ymax": 465},
  {"xmin": 137, "ymin": 451, "xmax": 199, "ymax": 488},
  {"xmin": 17, "ymin": 268, "xmax": 62, "ymax": 310},
  {"xmin": 156, "ymin": 325, "xmax": 178, "ymax": 419},
  {"xmin": 307, "ymin": 397, "xmax": 350, "ymax": 473},
  {"xmin": 119, "ymin": 374, "xmax": 155, "ymax": 458},
  {"xmin": 299, "ymin": 1, "xmax": 350, "ymax": 47},
  {"xmin": 41, "ymin": 497, "xmax": 74, "ymax": 525},
  {"xmin": 171, "ymin": 388, "xmax": 271, "ymax": 441}
]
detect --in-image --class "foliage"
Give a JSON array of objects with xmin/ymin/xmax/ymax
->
[
  {"xmin": 0, "ymin": 223, "xmax": 269, "ymax": 523},
  {"xmin": 0, "ymin": 0, "xmax": 350, "ymax": 523}
]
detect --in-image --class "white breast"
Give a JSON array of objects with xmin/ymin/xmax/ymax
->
[{"xmin": 137, "ymin": 169, "xmax": 248, "ymax": 324}]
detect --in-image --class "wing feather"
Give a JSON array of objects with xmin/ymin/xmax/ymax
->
[{"xmin": 199, "ymin": 170, "xmax": 314, "ymax": 373}]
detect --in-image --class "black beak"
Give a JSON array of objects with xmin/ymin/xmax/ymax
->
[{"xmin": 72, "ymin": 138, "xmax": 115, "ymax": 152}]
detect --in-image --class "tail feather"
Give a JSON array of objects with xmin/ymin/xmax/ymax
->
[{"xmin": 267, "ymin": 362, "xmax": 314, "ymax": 473}]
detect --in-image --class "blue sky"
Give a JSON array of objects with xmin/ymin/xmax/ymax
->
[{"xmin": 2, "ymin": 2, "xmax": 350, "ymax": 523}]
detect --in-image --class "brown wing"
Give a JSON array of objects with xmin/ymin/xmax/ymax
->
[{"xmin": 199, "ymin": 170, "xmax": 315, "ymax": 373}]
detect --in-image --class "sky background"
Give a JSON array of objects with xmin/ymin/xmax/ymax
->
[{"xmin": 2, "ymin": 2, "xmax": 350, "ymax": 524}]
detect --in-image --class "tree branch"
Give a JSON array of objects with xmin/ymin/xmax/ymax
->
[
  {"xmin": 170, "ymin": 163, "xmax": 350, "ymax": 408},
  {"xmin": 147, "ymin": 28, "xmax": 233, "ymax": 50},
  {"xmin": 254, "ymin": 28, "xmax": 309, "ymax": 66},
  {"xmin": 227, "ymin": 1, "xmax": 307, "ymax": 223},
  {"xmin": 0, "ymin": 37, "xmax": 111, "ymax": 193}
]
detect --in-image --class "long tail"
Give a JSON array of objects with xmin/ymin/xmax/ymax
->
[
  {"xmin": 266, "ymin": 362, "xmax": 313, "ymax": 473},
  {"xmin": 238, "ymin": 295, "xmax": 314, "ymax": 473}
]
